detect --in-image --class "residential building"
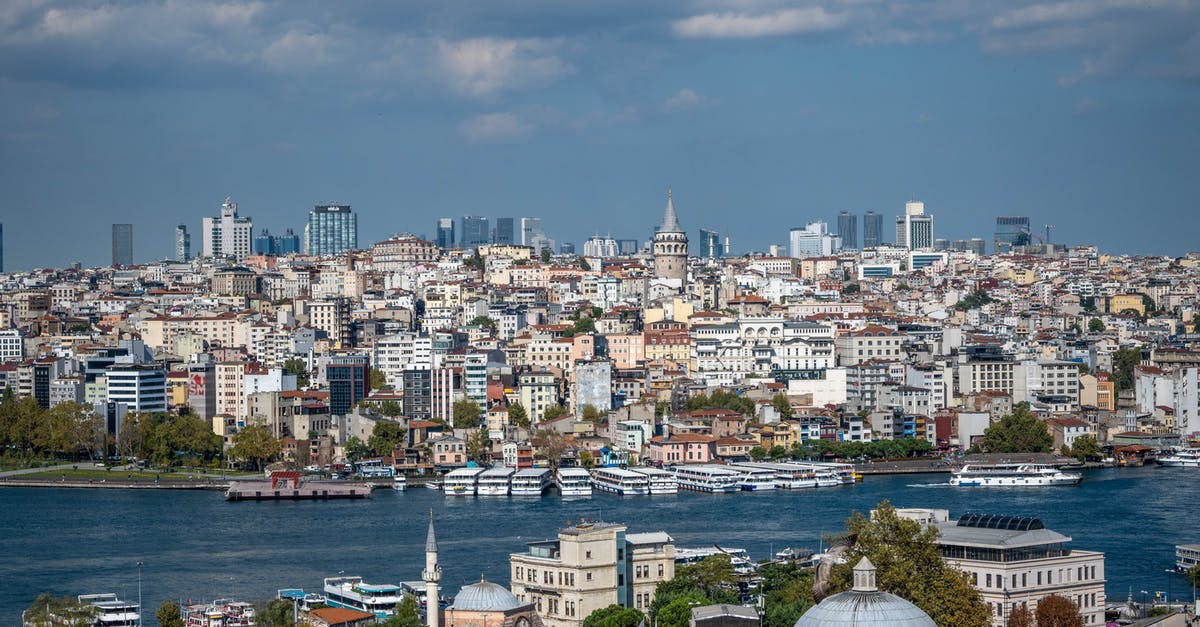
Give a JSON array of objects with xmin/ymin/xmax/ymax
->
[{"xmin": 202, "ymin": 197, "xmax": 254, "ymax": 260}]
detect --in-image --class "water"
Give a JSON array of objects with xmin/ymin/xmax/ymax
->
[{"xmin": 3, "ymin": 466, "xmax": 1198, "ymax": 626}]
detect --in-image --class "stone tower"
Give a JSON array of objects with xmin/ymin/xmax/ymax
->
[
  {"xmin": 423, "ymin": 511, "xmax": 441, "ymax": 627},
  {"xmin": 653, "ymin": 187, "xmax": 688, "ymax": 284}
]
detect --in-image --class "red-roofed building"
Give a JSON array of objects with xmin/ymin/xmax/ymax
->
[{"xmin": 307, "ymin": 607, "xmax": 375, "ymax": 627}]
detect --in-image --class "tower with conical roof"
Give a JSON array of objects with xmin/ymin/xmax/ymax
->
[
  {"xmin": 423, "ymin": 511, "xmax": 441, "ymax": 627},
  {"xmin": 653, "ymin": 187, "xmax": 688, "ymax": 285}
]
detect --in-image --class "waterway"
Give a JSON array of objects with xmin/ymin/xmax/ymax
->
[{"xmin": 3, "ymin": 466, "xmax": 1198, "ymax": 625}]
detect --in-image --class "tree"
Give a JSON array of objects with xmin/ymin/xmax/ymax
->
[
  {"xmin": 452, "ymin": 399, "xmax": 482, "ymax": 430},
  {"xmin": 768, "ymin": 445, "xmax": 787, "ymax": 461},
  {"xmin": 1088, "ymin": 318, "xmax": 1106, "ymax": 333},
  {"xmin": 540, "ymin": 247, "xmax": 552, "ymax": 263},
  {"xmin": 542, "ymin": 404, "xmax": 567, "ymax": 421},
  {"xmin": 748, "ymin": 446, "xmax": 767, "ymax": 461},
  {"xmin": 842, "ymin": 283, "xmax": 860, "ymax": 295},
  {"xmin": 1188, "ymin": 565, "xmax": 1200, "ymax": 589},
  {"xmin": 1112, "ymin": 347, "xmax": 1142, "ymax": 391},
  {"xmin": 468, "ymin": 316, "xmax": 498, "ymax": 333},
  {"xmin": 257, "ymin": 599, "xmax": 295, "ymax": 627},
  {"xmin": 45, "ymin": 401, "xmax": 103, "ymax": 459},
  {"xmin": 771, "ymin": 393, "xmax": 794, "ymax": 420},
  {"xmin": 581, "ymin": 404, "xmax": 602, "ymax": 423},
  {"xmin": 345, "ymin": 436, "xmax": 369, "ymax": 463},
  {"xmin": 23, "ymin": 594, "xmax": 96, "ymax": 627},
  {"xmin": 534, "ymin": 428, "xmax": 568, "ymax": 468},
  {"xmin": 828, "ymin": 501, "xmax": 991, "ymax": 627},
  {"xmin": 1034, "ymin": 594, "xmax": 1084, "ymax": 627},
  {"xmin": 582, "ymin": 605, "xmax": 644, "ymax": 627},
  {"xmin": 283, "ymin": 358, "xmax": 310, "ymax": 388},
  {"xmin": 654, "ymin": 593, "xmax": 709, "ymax": 627},
  {"xmin": 379, "ymin": 595, "xmax": 423, "ymax": 627},
  {"xmin": 757, "ymin": 562, "xmax": 813, "ymax": 627},
  {"xmin": 579, "ymin": 450, "xmax": 595, "ymax": 468},
  {"xmin": 377, "ymin": 400, "xmax": 404, "ymax": 417},
  {"xmin": 1069, "ymin": 435, "xmax": 1100, "ymax": 461},
  {"xmin": 467, "ymin": 428, "xmax": 492, "ymax": 463},
  {"xmin": 230, "ymin": 425, "xmax": 282, "ymax": 470},
  {"xmin": 507, "ymin": 402, "xmax": 530, "ymax": 429},
  {"xmin": 156, "ymin": 602, "xmax": 186, "ymax": 627},
  {"xmin": 954, "ymin": 289, "xmax": 994, "ymax": 311},
  {"xmin": 369, "ymin": 368, "xmax": 389, "ymax": 390},
  {"xmin": 368, "ymin": 420, "xmax": 405, "ymax": 456},
  {"xmin": 1006, "ymin": 604, "xmax": 1033, "ymax": 627},
  {"xmin": 981, "ymin": 403, "xmax": 1053, "ymax": 454}
]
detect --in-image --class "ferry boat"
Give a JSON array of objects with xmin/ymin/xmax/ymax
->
[
  {"xmin": 1158, "ymin": 449, "xmax": 1200, "ymax": 468},
  {"xmin": 392, "ymin": 476, "xmax": 407, "ymax": 491},
  {"xmin": 555, "ymin": 467, "xmax": 593, "ymax": 496},
  {"xmin": 629, "ymin": 467, "xmax": 678, "ymax": 494},
  {"xmin": 324, "ymin": 577, "xmax": 403, "ymax": 619},
  {"xmin": 805, "ymin": 461, "xmax": 857, "ymax": 485},
  {"xmin": 676, "ymin": 547, "xmax": 755, "ymax": 575},
  {"xmin": 727, "ymin": 464, "xmax": 777, "ymax": 490},
  {"xmin": 511, "ymin": 468, "xmax": 553, "ymax": 496},
  {"xmin": 476, "ymin": 466, "xmax": 515, "ymax": 496},
  {"xmin": 674, "ymin": 465, "xmax": 741, "ymax": 493},
  {"xmin": 950, "ymin": 463, "xmax": 1081, "ymax": 487},
  {"xmin": 182, "ymin": 600, "xmax": 256, "ymax": 627},
  {"xmin": 590, "ymin": 467, "xmax": 650, "ymax": 495},
  {"xmin": 77, "ymin": 594, "xmax": 139, "ymax": 627},
  {"xmin": 750, "ymin": 462, "xmax": 819, "ymax": 489},
  {"xmin": 443, "ymin": 467, "xmax": 485, "ymax": 496}
]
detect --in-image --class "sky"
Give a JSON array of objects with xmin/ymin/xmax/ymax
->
[{"xmin": 1, "ymin": 0, "xmax": 1198, "ymax": 271}]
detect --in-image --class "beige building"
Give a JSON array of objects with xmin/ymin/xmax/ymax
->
[{"xmin": 509, "ymin": 522, "xmax": 675, "ymax": 627}]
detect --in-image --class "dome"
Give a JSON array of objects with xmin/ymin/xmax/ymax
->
[
  {"xmin": 450, "ymin": 580, "xmax": 524, "ymax": 612},
  {"xmin": 794, "ymin": 558, "xmax": 935, "ymax": 627}
]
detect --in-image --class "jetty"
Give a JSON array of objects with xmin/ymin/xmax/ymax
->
[{"xmin": 225, "ymin": 471, "xmax": 371, "ymax": 501}]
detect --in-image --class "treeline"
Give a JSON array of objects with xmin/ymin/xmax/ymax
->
[
  {"xmin": 750, "ymin": 437, "xmax": 934, "ymax": 462},
  {"xmin": 0, "ymin": 396, "xmax": 105, "ymax": 460}
]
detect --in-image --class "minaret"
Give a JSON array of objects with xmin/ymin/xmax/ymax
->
[
  {"xmin": 423, "ymin": 511, "xmax": 441, "ymax": 627},
  {"xmin": 653, "ymin": 187, "xmax": 689, "ymax": 285}
]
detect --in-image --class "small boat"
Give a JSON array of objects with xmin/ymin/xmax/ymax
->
[{"xmin": 392, "ymin": 476, "xmax": 407, "ymax": 491}]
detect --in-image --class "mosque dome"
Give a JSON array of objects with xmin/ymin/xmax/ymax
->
[
  {"xmin": 450, "ymin": 580, "xmax": 524, "ymax": 612},
  {"xmin": 794, "ymin": 558, "xmax": 936, "ymax": 627}
]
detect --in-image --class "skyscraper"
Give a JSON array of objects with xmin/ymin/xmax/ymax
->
[
  {"xmin": 436, "ymin": 218, "xmax": 455, "ymax": 249},
  {"xmin": 174, "ymin": 224, "xmax": 191, "ymax": 262},
  {"xmin": 863, "ymin": 211, "xmax": 883, "ymax": 248},
  {"xmin": 111, "ymin": 224, "xmax": 133, "ymax": 267},
  {"xmin": 0, "ymin": 222, "xmax": 4, "ymax": 273},
  {"xmin": 789, "ymin": 222, "xmax": 840, "ymax": 258},
  {"xmin": 698, "ymin": 228, "xmax": 722, "ymax": 258},
  {"xmin": 520, "ymin": 217, "xmax": 555, "ymax": 253},
  {"xmin": 327, "ymin": 354, "xmax": 369, "ymax": 416},
  {"xmin": 895, "ymin": 200, "xmax": 933, "ymax": 250},
  {"xmin": 837, "ymin": 212, "xmax": 858, "ymax": 250},
  {"xmin": 202, "ymin": 197, "xmax": 253, "ymax": 260},
  {"xmin": 306, "ymin": 204, "xmax": 357, "ymax": 256},
  {"xmin": 994, "ymin": 216, "xmax": 1031, "ymax": 253},
  {"xmin": 493, "ymin": 217, "xmax": 515, "ymax": 245},
  {"xmin": 461, "ymin": 215, "xmax": 489, "ymax": 249}
]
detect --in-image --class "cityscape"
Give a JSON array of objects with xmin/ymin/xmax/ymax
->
[{"xmin": 2, "ymin": 3, "xmax": 1200, "ymax": 627}]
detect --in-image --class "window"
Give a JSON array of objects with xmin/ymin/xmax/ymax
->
[
  {"xmin": 587, "ymin": 573, "xmax": 593, "ymax": 582},
  {"xmin": 586, "ymin": 551, "xmax": 592, "ymax": 559},
  {"xmin": 986, "ymin": 574, "xmax": 992, "ymax": 588},
  {"xmin": 658, "ymin": 564, "xmax": 664, "ymax": 577}
]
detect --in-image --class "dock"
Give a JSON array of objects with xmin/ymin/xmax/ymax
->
[{"xmin": 225, "ymin": 472, "xmax": 371, "ymax": 501}]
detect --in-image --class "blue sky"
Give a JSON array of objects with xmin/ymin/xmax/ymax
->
[{"xmin": 1, "ymin": 0, "xmax": 1198, "ymax": 270}]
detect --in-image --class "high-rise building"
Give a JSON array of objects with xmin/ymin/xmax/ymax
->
[
  {"xmin": 863, "ymin": 211, "xmax": 883, "ymax": 248},
  {"xmin": 895, "ymin": 201, "xmax": 933, "ymax": 250},
  {"xmin": 652, "ymin": 188, "xmax": 688, "ymax": 284},
  {"xmin": 837, "ymin": 212, "xmax": 858, "ymax": 250},
  {"xmin": 326, "ymin": 354, "xmax": 369, "ymax": 416},
  {"xmin": 277, "ymin": 229, "xmax": 300, "ymax": 255},
  {"xmin": 202, "ymin": 197, "xmax": 253, "ymax": 260},
  {"xmin": 174, "ymin": 224, "xmax": 191, "ymax": 262},
  {"xmin": 436, "ymin": 218, "xmax": 455, "ymax": 249},
  {"xmin": 560, "ymin": 242, "xmax": 575, "ymax": 255},
  {"xmin": 306, "ymin": 204, "xmax": 357, "ymax": 256},
  {"xmin": 994, "ymin": 216, "xmax": 1031, "ymax": 253},
  {"xmin": 493, "ymin": 217, "xmax": 515, "ymax": 245},
  {"xmin": 1, "ymin": 222, "xmax": 5, "ymax": 272},
  {"xmin": 520, "ymin": 217, "xmax": 555, "ymax": 254},
  {"xmin": 583, "ymin": 236, "xmax": 619, "ymax": 258},
  {"xmin": 788, "ymin": 222, "xmax": 840, "ymax": 258},
  {"xmin": 616, "ymin": 239, "xmax": 640, "ymax": 255},
  {"xmin": 461, "ymin": 215, "xmax": 490, "ymax": 249},
  {"xmin": 699, "ymin": 228, "xmax": 721, "ymax": 259},
  {"xmin": 106, "ymin": 364, "xmax": 168, "ymax": 413},
  {"xmin": 253, "ymin": 229, "xmax": 274, "ymax": 256},
  {"xmin": 111, "ymin": 224, "xmax": 133, "ymax": 268}
]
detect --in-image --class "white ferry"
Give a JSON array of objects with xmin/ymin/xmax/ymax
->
[
  {"xmin": 950, "ymin": 463, "xmax": 1081, "ymax": 487},
  {"xmin": 727, "ymin": 464, "xmax": 777, "ymax": 490},
  {"xmin": 511, "ymin": 468, "xmax": 553, "ymax": 496},
  {"xmin": 676, "ymin": 547, "xmax": 755, "ymax": 575},
  {"xmin": 323, "ymin": 577, "xmax": 403, "ymax": 619},
  {"xmin": 590, "ymin": 467, "xmax": 650, "ymax": 495},
  {"xmin": 674, "ymin": 465, "xmax": 742, "ymax": 493},
  {"xmin": 77, "ymin": 594, "xmax": 139, "ymax": 627},
  {"xmin": 1158, "ymin": 449, "xmax": 1200, "ymax": 468},
  {"xmin": 392, "ymin": 476, "xmax": 407, "ymax": 491},
  {"xmin": 476, "ymin": 466, "xmax": 515, "ymax": 496},
  {"xmin": 443, "ymin": 467, "xmax": 485, "ymax": 496},
  {"xmin": 805, "ymin": 461, "xmax": 857, "ymax": 484},
  {"xmin": 555, "ymin": 467, "xmax": 593, "ymax": 496},
  {"xmin": 750, "ymin": 462, "xmax": 819, "ymax": 489},
  {"xmin": 629, "ymin": 467, "xmax": 679, "ymax": 494}
]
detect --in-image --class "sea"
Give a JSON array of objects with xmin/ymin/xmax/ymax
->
[{"xmin": 2, "ymin": 466, "xmax": 1197, "ymax": 626}]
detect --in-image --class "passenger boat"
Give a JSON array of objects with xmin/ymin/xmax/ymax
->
[
  {"xmin": 443, "ymin": 467, "xmax": 485, "ymax": 496},
  {"xmin": 750, "ymin": 462, "xmax": 819, "ymax": 489},
  {"xmin": 323, "ymin": 577, "xmax": 403, "ymax": 619},
  {"xmin": 673, "ymin": 465, "xmax": 741, "ymax": 493},
  {"xmin": 676, "ymin": 547, "xmax": 755, "ymax": 575},
  {"xmin": 555, "ymin": 467, "xmax": 593, "ymax": 496},
  {"xmin": 590, "ymin": 467, "xmax": 650, "ymax": 495},
  {"xmin": 476, "ymin": 466, "xmax": 515, "ymax": 496},
  {"xmin": 392, "ymin": 476, "xmax": 407, "ymax": 491},
  {"xmin": 77, "ymin": 594, "xmax": 139, "ymax": 627},
  {"xmin": 727, "ymin": 464, "xmax": 777, "ymax": 490},
  {"xmin": 950, "ymin": 463, "xmax": 1081, "ymax": 487},
  {"xmin": 511, "ymin": 468, "xmax": 553, "ymax": 496},
  {"xmin": 628, "ymin": 467, "xmax": 678, "ymax": 494},
  {"xmin": 1158, "ymin": 449, "xmax": 1200, "ymax": 468}
]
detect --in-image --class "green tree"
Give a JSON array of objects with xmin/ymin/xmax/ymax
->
[
  {"xmin": 369, "ymin": 368, "xmax": 389, "ymax": 390},
  {"xmin": 768, "ymin": 445, "xmax": 787, "ymax": 461},
  {"xmin": 842, "ymin": 283, "xmax": 860, "ymax": 295},
  {"xmin": 257, "ymin": 598, "xmax": 295, "ymax": 627},
  {"xmin": 1034, "ymin": 594, "xmax": 1084, "ymax": 627},
  {"xmin": 1069, "ymin": 435, "xmax": 1100, "ymax": 461},
  {"xmin": 379, "ymin": 595, "xmax": 423, "ymax": 627},
  {"xmin": 748, "ymin": 446, "xmax": 767, "ymax": 461},
  {"xmin": 452, "ymin": 399, "xmax": 482, "ymax": 429},
  {"xmin": 542, "ymin": 404, "xmax": 567, "ymax": 421},
  {"xmin": 45, "ymin": 401, "xmax": 103, "ymax": 459},
  {"xmin": 581, "ymin": 605, "xmax": 644, "ymax": 627},
  {"xmin": 771, "ymin": 393, "xmax": 794, "ymax": 420},
  {"xmin": 581, "ymin": 404, "xmax": 602, "ymax": 423},
  {"xmin": 368, "ymin": 420, "xmax": 405, "ymax": 456},
  {"xmin": 954, "ymin": 289, "xmax": 994, "ymax": 311},
  {"xmin": 156, "ymin": 602, "xmax": 186, "ymax": 627},
  {"xmin": 468, "ymin": 316, "xmax": 498, "ymax": 333},
  {"xmin": 757, "ymin": 562, "xmax": 813, "ymax": 627},
  {"xmin": 540, "ymin": 247, "xmax": 552, "ymax": 263},
  {"xmin": 1112, "ymin": 347, "xmax": 1142, "ymax": 391},
  {"xmin": 377, "ymin": 400, "xmax": 404, "ymax": 417},
  {"xmin": 507, "ymin": 402, "xmax": 530, "ymax": 429},
  {"xmin": 1088, "ymin": 318, "xmax": 1106, "ymax": 333},
  {"xmin": 579, "ymin": 450, "xmax": 595, "ymax": 469},
  {"xmin": 230, "ymin": 425, "xmax": 282, "ymax": 470},
  {"xmin": 23, "ymin": 594, "xmax": 96, "ymax": 627},
  {"xmin": 345, "ymin": 436, "xmax": 369, "ymax": 463},
  {"xmin": 467, "ymin": 428, "xmax": 492, "ymax": 463},
  {"xmin": 283, "ymin": 358, "xmax": 310, "ymax": 388},
  {"xmin": 981, "ymin": 403, "xmax": 1053, "ymax": 454},
  {"xmin": 828, "ymin": 501, "xmax": 991, "ymax": 627},
  {"xmin": 654, "ymin": 594, "xmax": 709, "ymax": 627}
]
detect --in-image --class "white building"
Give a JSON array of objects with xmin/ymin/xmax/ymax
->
[
  {"xmin": 0, "ymin": 329, "xmax": 23, "ymax": 361},
  {"xmin": 788, "ymin": 222, "xmax": 840, "ymax": 258},
  {"xmin": 105, "ymin": 365, "xmax": 168, "ymax": 413},
  {"xmin": 895, "ymin": 200, "xmax": 933, "ymax": 250},
  {"xmin": 201, "ymin": 197, "xmax": 253, "ymax": 260}
]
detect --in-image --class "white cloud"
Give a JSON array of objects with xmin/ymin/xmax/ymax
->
[
  {"xmin": 459, "ymin": 111, "xmax": 534, "ymax": 141},
  {"xmin": 664, "ymin": 88, "xmax": 708, "ymax": 111},
  {"xmin": 436, "ymin": 37, "xmax": 574, "ymax": 97},
  {"xmin": 672, "ymin": 7, "xmax": 846, "ymax": 39},
  {"xmin": 262, "ymin": 29, "xmax": 335, "ymax": 70},
  {"xmin": 39, "ymin": 6, "xmax": 113, "ymax": 36},
  {"xmin": 991, "ymin": 0, "xmax": 1188, "ymax": 30}
]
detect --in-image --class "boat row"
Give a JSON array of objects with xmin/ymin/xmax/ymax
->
[{"xmin": 434, "ymin": 462, "xmax": 857, "ymax": 496}]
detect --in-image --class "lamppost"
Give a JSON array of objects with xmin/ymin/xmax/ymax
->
[{"xmin": 136, "ymin": 561, "xmax": 143, "ymax": 627}]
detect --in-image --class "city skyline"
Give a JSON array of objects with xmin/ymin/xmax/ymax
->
[{"xmin": 1, "ymin": 1, "xmax": 1198, "ymax": 270}]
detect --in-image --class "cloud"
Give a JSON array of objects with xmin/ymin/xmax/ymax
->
[
  {"xmin": 261, "ymin": 29, "xmax": 336, "ymax": 70},
  {"xmin": 459, "ymin": 111, "xmax": 534, "ymax": 141},
  {"xmin": 1075, "ymin": 96, "xmax": 1098, "ymax": 112},
  {"xmin": 436, "ymin": 37, "xmax": 574, "ymax": 97},
  {"xmin": 672, "ymin": 7, "xmax": 846, "ymax": 39},
  {"xmin": 991, "ymin": 0, "xmax": 1188, "ymax": 30},
  {"xmin": 663, "ymin": 88, "xmax": 708, "ymax": 111}
]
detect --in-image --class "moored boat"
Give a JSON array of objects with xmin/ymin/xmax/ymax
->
[
  {"xmin": 628, "ymin": 467, "xmax": 678, "ymax": 494},
  {"xmin": 555, "ymin": 467, "xmax": 593, "ymax": 496},
  {"xmin": 950, "ymin": 463, "xmax": 1081, "ymax": 487}
]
